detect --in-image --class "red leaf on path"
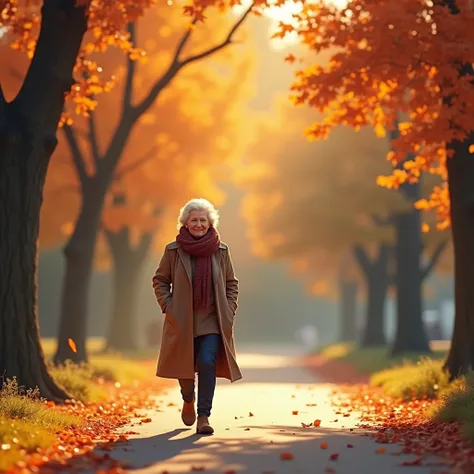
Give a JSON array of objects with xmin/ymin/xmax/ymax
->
[
  {"xmin": 314, "ymin": 419, "xmax": 321, "ymax": 427},
  {"xmin": 347, "ymin": 444, "xmax": 354, "ymax": 448},
  {"xmin": 191, "ymin": 466, "xmax": 205, "ymax": 471},
  {"xmin": 301, "ymin": 422, "xmax": 312, "ymax": 428},
  {"xmin": 292, "ymin": 410, "xmax": 298, "ymax": 415},
  {"xmin": 249, "ymin": 412, "xmax": 254, "ymax": 417},
  {"xmin": 280, "ymin": 452, "xmax": 294, "ymax": 460},
  {"xmin": 376, "ymin": 448, "xmax": 386, "ymax": 454},
  {"xmin": 329, "ymin": 453, "xmax": 339, "ymax": 461},
  {"xmin": 320, "ymin": 442, "xmax": 328, "ymax": 449},
  {"xmin": 140, "ymin": 418, "xmax": 152, "ymax": 423},
  {"xmin": 400, "ymin": 458, "xmax": 423, "ymax": 466}
]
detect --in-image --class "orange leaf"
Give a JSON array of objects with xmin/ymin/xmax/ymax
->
[
  {"xmin": 376, "ymin": 448, "xmax": 386, "ymax": 454},
  {"xmin": 314, "ymin": 419, "xmax": 321, "ymax": 427},
  {"xmin": 330, "ymin": 453, "xmax": 339, "ymax": 461},
  {"xmin": 140, "ymin": 418, "xmax": 152, "ymax": 423},
  {"xmin": 292, "ymin": 410, "xmax": 298, "ymax": 415},
  {"xmin": 284, "ymin": 53, "xmax": 296, "ymax": 63},
  {"xmin": 68, "ymin": 338, "xmax": 77, "ymax": 353},
  {"xmin": 320, "ymin": 442, "xmax": 328, "ymax": 449},
  {"xmin": 280, "ymin": 452, "xmax": 294, "ymax": 460}
]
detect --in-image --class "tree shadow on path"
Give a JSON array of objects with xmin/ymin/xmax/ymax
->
[{"xmin": 38, "ymin": 423, "xmax": 444, "ymax": 474}]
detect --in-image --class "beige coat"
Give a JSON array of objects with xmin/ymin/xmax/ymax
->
[{"xmin": 152, "ymin": 241, "xmax": 242, "ymax": 382}]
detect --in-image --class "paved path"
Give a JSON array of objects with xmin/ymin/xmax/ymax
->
[{"xmin": 95, "ymin": 346, "xmax": 442, "ymax": 474}]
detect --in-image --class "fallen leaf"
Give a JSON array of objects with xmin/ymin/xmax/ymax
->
[
  {"xmin": 68, "ymin": 338, "xmax": 77, "ymax": 353},
  {"xmin": 376, "ymin": 448, "xmax": 386, "ymax": 454},
  {"xmin": 249, "ymin": 412, "xmax": 254, "ymax": 417},
  {"xmin": 329, "ymin": 453, "xmax": 339, "ymax": 461},
  {"xmin": 292, "ymin": 410, "xmax": 298, "ymax": 415},
  {"xmin": 400, "ymin": 458, "xmax": 423, "ymax": 466},
  {"xmin": 320, "ymin": 442, "xmax": 328, "ymax": 449},
  {"xmin": 140, "ymin": 418, "xmax": 152, "ymax": 423},
  {"xmin": 347, "ymin": 444, "xmax": 354, "ymax": 448},
  {"xmin": 325, "ymin": 468, "xmax": 336, "ymax": 473},
  {"xmin": 314, "ymin": 419, "xmax": 321, "ymax": 427},
  {"xmin": 280, "ymin": 452, "xmax": 294, "ymax": 460}
]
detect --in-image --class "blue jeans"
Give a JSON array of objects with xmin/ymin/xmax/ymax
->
[{"xmin": 179, "ymin": 334, "xmax": 221, "ymax": 417}]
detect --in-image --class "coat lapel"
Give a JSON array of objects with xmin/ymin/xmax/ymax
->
[{"xmin": 177, "ymin": 247, "xmax": 192, "ymax": 284}]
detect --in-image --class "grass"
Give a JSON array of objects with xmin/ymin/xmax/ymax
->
[
  {"xmin": 40, "ymin": 337, "xmax": 154, "ymax": 402},
  {"xmin": 319, "ymin": 341, "xmax": 449, "ymax": 374},
  {"xmin": 0, "ymin": 338, "xmax": 155, "ymax": 472},
  {"xmin": 327, "ymin": 340, "xmax": 474, "ymax": 443},
  {"xmin": 370, "ymin": 357, "xmax": 450, "ymax": 400},
  {"xmin": 0, "ymin": 378, "xmax": 82, "ymax": 471}
]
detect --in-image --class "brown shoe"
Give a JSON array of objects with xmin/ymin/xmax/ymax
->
[
  {"xmin": 196, "ymin": 415, "xmax": 214, "ymax": 435},
  {"xmin": 181, "ymin": 399, "xmax": 196, "ymax": 426}
]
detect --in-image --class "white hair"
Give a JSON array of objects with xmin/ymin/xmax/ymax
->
[{"xmin": 177, "ymin": 198, "xmax": 220, "ymax": 230}]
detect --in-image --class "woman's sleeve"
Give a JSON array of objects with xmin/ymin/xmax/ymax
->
[
  {"xmin": 225, "ymin": 247, "xmax": 239, "ymax": 314},
  {"xmin": 152, "ymin": 248, "xmax": 172, "ymax": 313}
]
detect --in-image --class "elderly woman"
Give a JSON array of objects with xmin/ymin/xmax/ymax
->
[{"xmin": 152, "ymin": 198, "xmax": 242, "ymax": 435}]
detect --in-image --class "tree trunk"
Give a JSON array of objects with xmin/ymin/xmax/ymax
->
[
  {"xmin": 104, "ymin": 228, "xmax": 153, "ymax": 352},
  {"xmin": 391, "ymin": 176, "xmax": 430, "ymax": 355},
  {"xmin": 54, "ymin": 181, "xmax": 109, "ymax": 364},
  {"xmin": 353, "ymin": 244, "xmax": 391, "ymax": 347},
  {"xmin": 338, "ymin": 279, "xmax": 358, "ymax": 341},
  {"xmin": 0, "ymin": 0, "xmax": 87, "ymax": 400},
  {"xmin": 443, "ymin": 133, "xmax": 474, "ymax": 378}
]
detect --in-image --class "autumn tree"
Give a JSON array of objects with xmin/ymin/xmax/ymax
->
[
  {"xmin": 0, "ymin": 0, "xmax": 156, "ymax": 400},
  {"xmin": 189, "ymin": 0, "xmax": 474, "ymax": 378},
  {"xmin": 47, "ymin": 3, "xmax": 257, "ymax": 364},
  {"xmin": 237, "ymin": 95, "xmax": 405, "ymax": 344},
  {"xmin": 45, "ymin": 47, "xmax": 255, "ymax": 352},
  {"xmin": 267, "ymin": 0, "xmax": 472, "ymax": 375},
  {"xmin": 238, "ymin": 95, "xmax": 447, "ymax": 348}
]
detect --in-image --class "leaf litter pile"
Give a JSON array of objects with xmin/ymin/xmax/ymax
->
[
  {"xmin": 328, "ymin": 384, "xmax": 474, "ymax": 474},
  {"xmin": 4, "ymin": 376, "xmax": 171, "ymax": 474}
]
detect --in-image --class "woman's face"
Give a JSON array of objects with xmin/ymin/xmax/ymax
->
[{"xmin": 186, "ymin": 209, "xmax": 210, "ymax": 238}]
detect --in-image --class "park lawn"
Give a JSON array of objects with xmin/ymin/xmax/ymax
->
[
  {"xmin": 318, "ymin": 340, "xmax": 449, "ymax": 374},
  {"xmin": 0, "ymin": 338, "xmax": 161, "ymax": 472}
]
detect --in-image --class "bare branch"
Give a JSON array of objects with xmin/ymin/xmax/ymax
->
[
  {"xmin": 180, "ymin": 4, "xmax": 253, "ymax": 66},
  {"xmin": 87, "ymin": 111, "xmax": 101, "ymax": 165},
  {"xmin": 421, "ymin": 240, "xmax": 448, "ymax": 280},
  {"xmin": 123, "ymin": 22, "xmax": 137, "ymax": 112},
  {"xmin": 174, "ymin": 17, "xmax": 199, "ymax": 65},
  {"xmin": 133, "ymin": 3, "xmax": 253, "ymax": 118},
  {"xmin": 114, "ymin": 145, "xmax": 157, "ymax": 181},
  {"xmin": 62, "ymin": 124, "xmax": 89, "ymax": 186}
]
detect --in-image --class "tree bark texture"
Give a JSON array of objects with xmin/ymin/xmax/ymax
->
[
  {"xmin": 443, "ymin": 132, "xmax": 474, "ymax": 378},
  {"xmin": 0, "ymin": 0, "xmax": 87, "ymax": 400}
]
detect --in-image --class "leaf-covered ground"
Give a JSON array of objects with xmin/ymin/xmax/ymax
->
[
  {"xmin": 3, "ymin": 373, "xmax": 172, "ymax": 474},
  {"xmin": 307, "ymin": 353, "xmax": 474, "ymax": 474}
]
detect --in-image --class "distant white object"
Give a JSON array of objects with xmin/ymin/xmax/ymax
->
[{"xmin": 295, "ymin": 325, "xmax": 319, "ymax": 350}]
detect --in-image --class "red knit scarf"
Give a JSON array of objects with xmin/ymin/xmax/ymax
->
[{"xmin": 176, "ymin": 225, "xmax": 220, "ymax": 310}]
